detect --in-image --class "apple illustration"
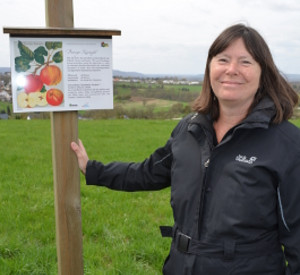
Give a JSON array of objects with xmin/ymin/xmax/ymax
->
[
  {"xmin": 30, "ymin": 92, "xmax": 47, "ymax": 107},
  {"xmin": 27, "ymin": 93, "xmax": 39, "ymax": 108},
  {"xmin": 17, "ymin": 91, "xmax": 48, "ymax": 108},
  {"xmin": 40, "ymin": 65, "xmax": 62, "ymax": 86},
  {"xmin": 17, "ymin": 92, "xmax": 38, "ymax": 108},
  {"xmin": 24, "ymin": 74, "xmax": 43, "ymax": 93},
  {"xmin": 17, "ymin": 92, "xmax": 29, "ymax": 108},
  {"xmin": 36, "ymin": 92, "xmax": 47, "ymax": 106},
  {"xmin": 46, "ymin": 89, "xmax": 64, "ymax": 106}
]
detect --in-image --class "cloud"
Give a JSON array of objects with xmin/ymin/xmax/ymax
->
[{"xmin": 0, "ymin": 0, "xmax": 299, "ymax": 74}]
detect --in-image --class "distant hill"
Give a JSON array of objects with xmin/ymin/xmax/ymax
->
[
  {"xmin": 113, "ymin": 70, "xmax": 300, "ymax": 82},
  {"xmin": 285, "ymin": 74, "xmax": 300, "ymax": 82},
  {"xmin": 1, "ymin": 67, "xmax": 299, "ymax": 81},
  {"xmin": 0, "ymin": 67, "xmax": 204, "ymax": 80},
  {"xmin": 113, "ymin": 70, "xmax": 204, "ymax": 81},
  {"xmin": 0, "ymin": 67, "xmax": 10, "ymax": 73}
]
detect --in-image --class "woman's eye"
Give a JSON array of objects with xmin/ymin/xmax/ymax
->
[
  {"xmin": 242, "ymin": 60, "xmax": 251, "ymax": 65},
  {"xmin": 218, "ymin": 58, "xmax": 228, "ymax": 63}
]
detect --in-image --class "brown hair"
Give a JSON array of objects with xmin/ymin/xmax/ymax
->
[{"xmin": 193, "ymin": 24, "xmax": 299, "ymax": 123}]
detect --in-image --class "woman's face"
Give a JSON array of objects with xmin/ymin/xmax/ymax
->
[{"xmin": 209, "ymin": 38, "xmax": 261, "ymax": 111}]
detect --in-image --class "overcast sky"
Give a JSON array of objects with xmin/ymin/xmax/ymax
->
[{"xmin": 0, "ymin": 0, "xmax": 299, "ymax": 75}]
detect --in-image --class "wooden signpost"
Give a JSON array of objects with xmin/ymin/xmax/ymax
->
[{"xmin": 4, "ymin": 0, "xmax": 120, "ymax": 274}]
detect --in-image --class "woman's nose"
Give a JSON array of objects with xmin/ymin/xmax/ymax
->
[{"xmin": 226, "ymin": 61, "xmax": 239, "ymax": 75}]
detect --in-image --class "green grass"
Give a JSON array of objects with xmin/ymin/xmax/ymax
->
[
  {"xmin": 0, "ymin": 119, "xmax": 177, "ymax": 274},
  {"xmin": 291, "ymin": 117, "xmax": 300, "ymax": 127},
  {"xmin": 1, "ymin": 118, "xmax": 300, "ymax": 274},
  {"xmin": 0, "ymin": 101, "xmax": 12, "ymax": 113}
]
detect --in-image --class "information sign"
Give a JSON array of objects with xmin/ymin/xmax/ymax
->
[{"xmin": 10, "ymin": 37, "xmax": 113, "ymax": 113}]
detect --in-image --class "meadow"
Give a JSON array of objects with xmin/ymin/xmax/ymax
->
[
  {"xmin": 0, "ymin": 119, "xmax": 178, "ymax": 274},
  {"xmin": 0, "ymin": 81, "xmax": 201, "ymax": 120},
  {"xmin": 1, "ymin": 118, "xmax": 300, "ymax": 274}
]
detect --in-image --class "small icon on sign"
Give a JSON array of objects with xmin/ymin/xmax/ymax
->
[{"xmin": 101, "ymin": 42, "xmax": 109, "ymax": 47}]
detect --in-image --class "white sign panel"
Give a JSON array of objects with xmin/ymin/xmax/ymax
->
[{"xmin": 10, "ymin": 37, "xmax": 113, "ymax": 113}]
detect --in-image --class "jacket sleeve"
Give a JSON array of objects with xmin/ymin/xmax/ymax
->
[
  {"xmin": 278, "ymin": 149, "xmax": 300, "ymax": 275},
  {"xmin": 85, "ymin": 117, "xmax": 187, "ymax": 191}
]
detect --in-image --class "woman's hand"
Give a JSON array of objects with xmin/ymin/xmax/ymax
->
[{"xmin": 71, "ymin": 139, "xmax": 89, "ymax": 175}]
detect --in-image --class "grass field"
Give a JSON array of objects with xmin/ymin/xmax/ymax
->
[
  {"xmin": 0, "ymin": 81, "xmax": 199, "ymax": 120},
  {"xmin": 0, "ymin": 119, "xmax": 178, "ymax": 274},
  {"xmin": 1, "ymin": 118, "xmax": 300, "ymax": 274}
]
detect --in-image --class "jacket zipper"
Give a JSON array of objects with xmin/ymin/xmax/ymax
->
[
  {"xmin": 196, "ymin": 122, "xmax": 239, "ymax": 238},
  {"xmin": 198, "ymin": 157, "xmax": 210, "ymax": 238},
  {"xmin": 197, "ymin": 126, "xmax": 265, "ymax": 238},
  {"xmin": 197, "ymin": 127, "xmax": 233, "ymax": 238},
  {"xmin": 193, "ymin": 108, "xmax": 272, "ymax": 239}
]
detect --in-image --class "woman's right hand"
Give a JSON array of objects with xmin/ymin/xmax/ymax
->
[{"xmin": 71, "ymin": 139, "xmax": 89, "ymax": 175}]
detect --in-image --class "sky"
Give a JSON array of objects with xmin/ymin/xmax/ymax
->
[{"xmin": 0, "ymin": 0, "xmax": 299, "ymax": 75}]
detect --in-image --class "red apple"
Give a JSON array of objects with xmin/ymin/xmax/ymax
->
[
  {"xmin": 24, "ymin": 74, "xmax": 43, "ymax": 93},
  {"xmin": 40, "ymin": 65, "xmax": 62, "ymax": 86},
  {"xmin": 46, "ymin": 89, "xmax": 64, "ymax": 106}
]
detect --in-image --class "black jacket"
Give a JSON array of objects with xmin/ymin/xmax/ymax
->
[{"xmin": 86, "ymin": 98, "xmax": 300, "ymax": 274}]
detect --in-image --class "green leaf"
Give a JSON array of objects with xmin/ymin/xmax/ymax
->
[
  {"xmin": 34, "ymin": 46, "xmax": 48, "ymax": 56},
  {"xmin": 15, "ymin": 56, "xmax": 31, "ymax": 73},
  {"xmin": 34, "ymin": 54, "xmax": 45, "ymax": 65},
  {"xmin": 45, "ymin": 42, "xmax": 52, "ymax": 50},
  {"xmin": 18, "ymin": 41, "xmax": 34, "ymax": 61},
  {"xmin": 52, "ymin": 42, "xmax": 62, "ymax": 49},
  {"xmin": 53, "ymin": 51, "xmax": 63, "ymax": 63},
  {"xmin": 45, "ymin": 41, "xmax": 62, "ymax": 50},
  {"xmin": 34, "ymin": 46, "xmax": 48, "ymax": 65},
  {"xmin": 40, "ymin": 86, "xmax": 47, "ymax": 93}
]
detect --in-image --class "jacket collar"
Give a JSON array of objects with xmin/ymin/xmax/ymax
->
[
  {"xmin": 241, "ymin": 96, "xmax": 275, "ymax": 127},
  {"xmin": 187, "ymin": 97, "xmax": 276, "ymax": 141}
]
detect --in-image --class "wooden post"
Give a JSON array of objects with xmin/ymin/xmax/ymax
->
[
  {"xmin": 3, "ymin": 25, "xmax": 120, "ymax": 275},
  {"xmin": 45, "ymin": 0, "xmax": 84, "ymax": 274},
  {"xmin": 4, "ymin": 8, "xmax": 120, "ymax": 274}
]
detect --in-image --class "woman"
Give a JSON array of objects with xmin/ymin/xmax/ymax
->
[{"xmin": 71, "ymin": 24, "xmax": 300, "ymax": 274}]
